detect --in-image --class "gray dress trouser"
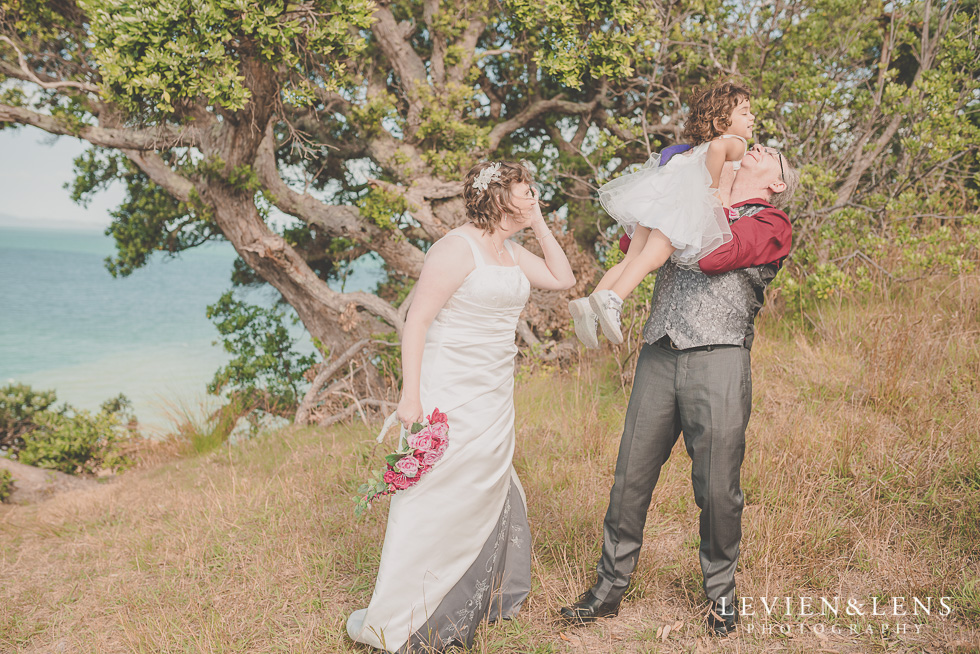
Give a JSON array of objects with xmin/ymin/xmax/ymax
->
[{"xmin": 590, "ymin": 341, "xmax": 752, "ymax": 606}]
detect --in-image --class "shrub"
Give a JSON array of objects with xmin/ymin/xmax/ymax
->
[
  {"xmin": 0, "ymin": 469, "xmax": 14, "ymax": 502},
  {"xmin": 0, "ymin": 383, "xmax": 135, "ymax": 475},
  {"xmin": 206, "ymin": 291, "xmax": 318, "ymax": 411},
  {"xmin": 17, "ymin": 409, "xmax": 129, "ymax": 475},
  {"xmin": 100, "ymin": 393, "xmax": 138, "ymax": 430},
  {"xmin": 0, "ymin": 384, "xmax": 57, "ymax": 455}
]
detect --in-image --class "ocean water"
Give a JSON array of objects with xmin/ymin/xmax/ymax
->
[{"xmin": 0, "ymin": 226, "xmax": 385, "ymax": 436}]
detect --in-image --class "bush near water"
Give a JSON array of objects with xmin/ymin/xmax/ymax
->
[{"xmin": 0, "ymin": 385, "xmax": 137, "ymax": 476}]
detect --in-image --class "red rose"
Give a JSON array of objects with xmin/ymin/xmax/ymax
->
[
  {"xmin": 389, "ymin": 473, "xmax": 411, "ymax": 490},
  {"xmin": 427, "ymin": 408, "xmax": 448, "ymax": 424}
]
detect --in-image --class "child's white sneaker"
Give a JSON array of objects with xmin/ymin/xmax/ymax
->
[
  {"xmin": 568, "ymin": 297, "xmax": 599, "ymax": 349},
  {"xmin": 589, "ymin": 290, "xmax": 624, "ymax": 345}
]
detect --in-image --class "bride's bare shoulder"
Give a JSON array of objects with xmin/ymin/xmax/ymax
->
[{"xmin": 424, "ymin": 229, "xmax": 475, "ymax": 267}]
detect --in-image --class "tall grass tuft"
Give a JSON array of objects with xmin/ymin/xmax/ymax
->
[{"xmin": 159, "ymin": 396, "xmax": 249, "ymax": 455}]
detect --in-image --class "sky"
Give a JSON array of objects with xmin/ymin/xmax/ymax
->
[
  {"xmin": 0, "ymin": 126, "xmax": 123, "ymax": 229},
  {"xmin": 0, "ymin": 124, "xmax": 305, "ymax": 233}
]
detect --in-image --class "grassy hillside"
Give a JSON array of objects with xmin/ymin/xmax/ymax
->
[{"xmin": 2, "ymin": 276, "xmax": 979, "ymax": 653}]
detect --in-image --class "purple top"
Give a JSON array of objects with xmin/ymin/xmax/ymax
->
[{"xmin": 658, "ymin": 143, "xmax": 693, "ymax": 166}]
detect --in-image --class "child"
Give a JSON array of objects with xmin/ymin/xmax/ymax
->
[{"xmin": 569, "ymin": 80, "xmax": 753, "ymax": 346}]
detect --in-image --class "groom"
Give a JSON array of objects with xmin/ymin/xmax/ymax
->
[{"xmin": 561, "ymin": 144, "xmax": 798, "ymax": 635}]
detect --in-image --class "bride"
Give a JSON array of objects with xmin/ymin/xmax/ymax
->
[{"xmin": 347, "ymin": 161, "xmax": 575, "ymax": 652}]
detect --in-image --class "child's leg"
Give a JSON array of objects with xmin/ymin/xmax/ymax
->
[
  {"xmin": 570, "ymin": 229, "xmax": 652, "ymax": 348},
  {"xmin": 588, "ymin": 228, "xmax": 670, "ymax": 345},
  {"xmin": 594, "ymin": 227, "xmax": 651, "ymax": 292},
  {"xmin": 609, "ymin": 229, "xmax": 674, "ymax": 301}
]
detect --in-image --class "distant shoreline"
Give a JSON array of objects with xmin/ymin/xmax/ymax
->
[{"xmin": 0, "ymin": 214, "xmax": 108, "ymax": 232}]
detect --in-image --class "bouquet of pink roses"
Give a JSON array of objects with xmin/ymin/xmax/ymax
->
[{"xmin": 354, "ymin": 408, "xmax": 449, "ymax": 516}]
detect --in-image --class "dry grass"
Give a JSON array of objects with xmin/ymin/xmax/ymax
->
[{"xmin": 2, "ymin": 276, "xmax": 980, "ymax": 653}]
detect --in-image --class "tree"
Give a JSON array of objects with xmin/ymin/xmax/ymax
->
[{"xmin": 2, "ymin": 0, "xmax": 977, "ymax": 424}]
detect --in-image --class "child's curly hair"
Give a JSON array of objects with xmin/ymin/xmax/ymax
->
[
  {"xmin": 462, "ymin": 161, "xmax": 534, "ymax": 234},
  {"xmin": 683, "ymin": 80, "xmax": 752, "ymax": 145}
]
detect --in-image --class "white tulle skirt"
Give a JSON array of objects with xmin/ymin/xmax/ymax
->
[{"xmin": 598, "ymin": 142, "xmax": 732, "ymax": 268}]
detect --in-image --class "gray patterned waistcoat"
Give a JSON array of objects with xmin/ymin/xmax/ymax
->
[{"xmin": 643, "ymin": 203, "xmax": 781, "ymax": 350}]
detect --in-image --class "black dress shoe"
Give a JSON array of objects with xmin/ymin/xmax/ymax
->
[
  {"xmin": 558, "ymin": 590, "xmax": 621, "ymax": 625},
  {"xmin": 706, "ymin": 596, "xmax": 739, "ymax": 636}
]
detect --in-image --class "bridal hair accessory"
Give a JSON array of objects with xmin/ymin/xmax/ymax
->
[
  {"xmin": 354, "ymin": 408, "xmax": 450, "ymax": 516},
  {"xmin": 472, "ymin": 162, "xmax": 502, "ymax": 192}
]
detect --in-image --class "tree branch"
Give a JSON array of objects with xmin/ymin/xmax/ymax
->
[
  {"xmin": 423, "ymin": 0, "xmax": 447, "ymax": 86},
  {"xmin": 0, "ymin": 103, "xmax": 200, "ymax": 150},
  {"xmin": 295, "ymin": 338, "xmax": 371, "ymax": 425},
  {"xmin": 487, "ymin": 96, "xmax": 600, "ymax": 151},
  {"xmin": 316, "ymin": 398, "xmax": 392, "ymax": 428},
  {"xmin": 371, "ymin": 4, "xmax": 428, "ymax": 136},
  {"xmin": 0, "ymin": 35, "xmax": 101, "ymax": 94},
  {"xmin": 594, "ymin": 106, "xmax": 641, "ymax": 144},
  {"xmin": 122, "ymin": 150, "xmax": 196, "ymax": 202},
  {"xmin": 312, "ymin": 86, "xmax": 354, "ymax": 114},
  {"xmin": 371, "ymin": 6, "xmax": 428, "ymax": 84},
  {"xmin": 255, "ymin": 125, "xmax": 425, "ymax": 277},
  {"xmin": 447, "ymin": 12, "xmax": 487, "ymax": 85}
]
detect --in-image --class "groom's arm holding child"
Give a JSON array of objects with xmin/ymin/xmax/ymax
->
[
  {"xmin": 697, "ymin": 203, "xmax": 792, "ymax": 275},
  {"xmin": 616, "ymin": 201, "xmax": 791, "ymax": 274}
]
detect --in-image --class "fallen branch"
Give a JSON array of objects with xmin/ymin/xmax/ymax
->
[
  {"xmin": 317, "ymin": 398, "xmax": 393, "ymax": 429},
  {"xmin": 294, "ymin": 339, "xmax": 400, "ymax": 425}
]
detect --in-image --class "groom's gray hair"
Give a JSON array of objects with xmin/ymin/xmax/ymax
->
[{"xmin": 770, "ymin": 157, "xmax": 800, "ymax": 210}]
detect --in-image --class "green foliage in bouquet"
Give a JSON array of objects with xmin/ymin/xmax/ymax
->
[{"xmin": 355, "ymin": 421, "xmax": 424, "ymax": 518}]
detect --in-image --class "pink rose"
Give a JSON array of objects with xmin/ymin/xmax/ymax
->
[
  {"xmin": 408, "ymin": 429, "xmax": 435, "ymax": 452},
  {"xmin": 428, "ymin": 422, "xmax": 449, "ymax": 440},
  {"xmin": 422, "ymin": 450, "xmax": 443, "ymax": 466},
  {"xmin": 383, "ymin": 470, "xmax": 398, "ymax": 484},
  {"xmin": 395, "ymin": 455, "xmax": 420, "ymax": 477}
]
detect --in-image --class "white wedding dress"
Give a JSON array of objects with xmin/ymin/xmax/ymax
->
[{"xmin": 347, "ymin": 231, "xmax": 533, "ymax": 653}]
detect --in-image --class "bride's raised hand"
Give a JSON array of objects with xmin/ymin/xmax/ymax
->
[
  {"xmin": 524, "ymin": 186, "xmax": 547, "ymax": 232},
  {"xmin": 397, "ymin": 394, "xmax": 424, "ymax": 429}
]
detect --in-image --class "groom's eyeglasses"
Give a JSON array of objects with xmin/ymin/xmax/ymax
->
[{"xmin": 763, "ymin": 148, "xmax": 785, "ymax": 180}]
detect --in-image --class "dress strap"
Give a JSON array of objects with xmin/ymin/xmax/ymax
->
[
  {"xmin": 718, "ymin": 134, "xmax": 748, "ymax": 149},
  {"xmin": 503, "ymin": 239, "xmax": 518, "ymax": 263},
  {"xmin": 448, "ymin": 231, "xmax": 486, "ymax": 267}
]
